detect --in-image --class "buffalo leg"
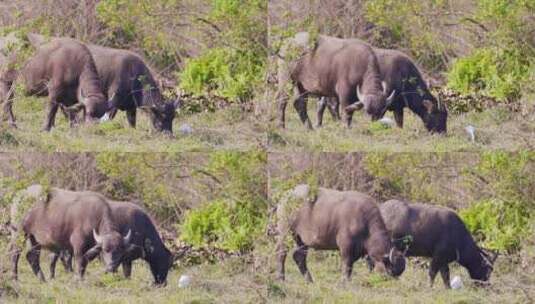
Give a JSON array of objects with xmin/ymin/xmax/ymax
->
[
  {"xmin": 122, "ymin": 260, "xmax": 133, "ymax": 278},
  {"xmin": 126, "ymin": 109, "xmax": 137, "ymax": 128},
  {"xmin": 429, "ymin": 257, "xmax": 445, "ymax": 288},
  {"xmin": 328, "ymin": 97, "xmax": 341, "ymax": 120},
  {"xmin": 339, "ymin": 244, "xmax": 357, "ymax": 281},
  {"xmin": 293, "ymin": 89, "xmax": 313, "ymax": 130},
  {"xmin": 277, "ymin": 91, "xmax": 288, "ymax": 129},
  {"xmin": 316, "ymin": 97, "xmax": 328, "ymax": 127},
  {"xmin": 393, "ymin": 108, "xmax": 404, "ymax": 128},
  {"xmin": 8, "ymin": 237, "xmax": 22, "ymax": 280},
  {"xmin": 439, "ymin": 265, "xmax": 451, "ymax": 289},
  {"xmin": 42, "ymin": 101, "xmax": 60, "ymax": 131},
  {"xmin": 365, "ymin": 255, "xmax": 374, "ymax": 272},
  {"xmin": 60, "ymin": 250, "xmax": 74, "ymax": 272},
  {"xmin": 337, "ymin": 85, "xmax": 355, "ymax": 128},
  {"xmin": 292, "ymin": 235, "xmax": 313, "ymax": 283},
  {"xmin": 275, "ymin": 234, "xmax": 288, "ymax": 281},
  {"xmin": 49, "ymin": 252, "xmax": 60, "ymax": 279},
  {"xmin": 26, "ymin": 236, "xmax": 46, "ymax": 282}
]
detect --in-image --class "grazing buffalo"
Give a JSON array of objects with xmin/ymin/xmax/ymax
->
[
  {"xmin": 11, "ymin": 38, "xmax": 108, "ymax": 131},
  {"xmin": 27, "ymin": 34, "xmax": 180, "ymax": 134},
  {"xmin": 276, "ymin": 32, "xmax": 395, "ymax": 129},
  {"xmin": 9, "ymin": 185, "xmax": 139, "ymax": 281},
  {"xmin": 317, "ymin": 47, "xmax": 448, "ymax": 133},
  {"xmin": 276, "ymin": 185, "xmax": 406, "ymax": 282},
  {"xmin": 52, "ymin": 201, "xmax": 174, "ymax": 285},
  {"xmin": 369, "ymin": 199, "xmax": 497, "ymax": 288}
]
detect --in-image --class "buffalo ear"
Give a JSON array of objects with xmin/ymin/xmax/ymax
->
[
  {"xmin": 144, "ymin": 238, "xmax": 155, "ymax": 254},
  {"xmin": 125, "ymin": 244, "xmax": 145, "ymax": 259},
  {"xmin": 422, "ymin": 100, "xmax": 434, "ymax": 113},
  {"xmin": 84, "ymin": 245, "xmax": 101, "ymax": 261}
]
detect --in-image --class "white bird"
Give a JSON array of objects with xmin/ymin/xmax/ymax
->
[
  {"xmin": 179, "ymin": 123, "xmax": 193, "ymax": 135},
  {"xmin": 100, "ymin": 112, "xmax": 110, "ymax": 122},
  {"xmin": 378, "ymin": 117, "xmax": 395, "ymax": 128},
  {"xmin": 465, "ymin": 125, "xmax": 476, "ymax": 142},
  {"xmin": 178, "ymin": 275, "xmax": 191, "ymax": 288},
  {"xmin": 451, "ymin": 275, "xmax": 463, "ymax": 289}
]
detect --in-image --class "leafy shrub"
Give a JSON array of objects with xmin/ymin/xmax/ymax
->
[
  {"xmin": 181, "ymin": 198, "xmax": 264, "ymax": 252},
  {"xmin": 447, "ymin": 48, "xmax": 531, "ymax": 101},
  {"xmin": 179, "ymin": 47, "xmax": 263, "ymax": 103},
  {"xmin": 460, "ymin": 199, "xmax": 529, "ymax": 252},
  {"xmin": 181, "ymin": 151, "xmax": 267, "ymax": 252}
]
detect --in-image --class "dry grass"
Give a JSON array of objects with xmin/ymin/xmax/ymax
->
[
  {"xmin": 268, "ymin": 102, "xmax": 535, "ymax": 152},
  {"xmin": 0, "ymin": 96, "xmax": 266, "ymax": 152},
  {"xmin": 1, "ymin": 242, "xmax": 534, "ymax": 304}
]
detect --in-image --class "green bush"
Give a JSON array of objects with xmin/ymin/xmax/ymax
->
[
  {"xmin": 179, "ymin": 47, "xmax": 263, "ymax": 103},
  {"xmin": 181, "ymin": 198, "xmax": 264, "ymax": 252},
  {"xmin": 460, "ymin": 199, "xmax": 529, "ymax": 252},
  {"xmin": 447, "ymin": 48, "xmax": 531, "ymax": 101},
  {"xmin": 180, "ymin": 151, "xmax": 267, "ymax": 252}
]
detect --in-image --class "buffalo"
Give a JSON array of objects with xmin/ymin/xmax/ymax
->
[
  {"xmin": 9, "ymin": 185, "xmax": 139, "ymax": 281},
  {"xmin": 317, "ymin": 47, "xmax": 447, "ymax": 133},
  {"xmin": 276, "ymin": 185, "xmax": 406, "ymax": 282},
  {"xmin": 27, "ymin": 34, "xmax": 180, "ymax": 134},
  {"xmin": 9, "ymin": 38, "xmax": 109, "ymax": 131},
  {"xmin": 276, "ymin": 32, "xmax": 395, "ymax": 129},
  {"xmin": 368, "ymin": 199, "xmax": 497, "ymax": 288},
  {"xmin": 51, "ymin": 200, "xmax": 174, "ymax": 285}
]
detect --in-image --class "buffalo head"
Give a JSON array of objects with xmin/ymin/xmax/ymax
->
[
  {"xmin": 422, "ymin": 97, "xmax": 447, "ymax": 133},
  {"xmin": 346, "ymin": 82, "xmax": 396, "ymax": 121},
  {"xmin": 140, "ymin": 99, "xmax": 180, "ymax": 135},
  {"xmin": 87, "ymin": 229, "xmax": 133, "ymax": 273},
  {"xmin": 64, "ymin": 89, "xmax": 108, "ymax": 123},
  {"xmin": 144, "ymin": 238, "xmax": 174, "ymax": 286},
  {"xmin": 370, "ymin": 246, "xmax": 406, "ymax": 278},
  {"xmin": 469, "ymin": 248, "xmax": 498, "ymax": 283}
]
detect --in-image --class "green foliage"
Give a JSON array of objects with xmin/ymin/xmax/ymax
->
[
  {"xmin": 447, "ymin": 48, "xmax": 531, "ymax": 101},
  {"xmin": 181, "ymin": 151, "xmax": 267, "ymax": 252},
  {"xmin": 96, "ymin": 0, "xmax": 180, "ymax": 67},
  {"xmin": 179, "ymin": 47, "xmax": 263, "ymax": 102},
  {"xmin": 181, "ymin": 198, "xmax": 264, "ymax": 252},
  {"xmin": 95, "ymin": 153, "xmax": 182, "ymax": 220},
  {"xmin": 364, "ymin": 0, "xmax": 452, "ymax": 70},
  {"xmin": 460, "ymin": 199, "xmax": 529, "ymax": 252}
]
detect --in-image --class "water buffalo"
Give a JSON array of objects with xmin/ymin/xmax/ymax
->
[
  {"xmin": 369, "ymin": 199, "xmax": 497, "ymax": 288},
  {"xmin": 87, "ymin": 45, "xmax": 180, "ymax": 134},
  {"xmin": 52, "ymin": 200, "xmax": 174, "ymax": 285},
  {"xmin": 9, "ymin": 185, "xmax": 139, "ymax": 281},
  {"xmin": 276, "ymin": 185, "xmax": 406, "ymax": 282},
  {"xmin": 27, "ymin": 34, "xmax": 180, "ymax": 134},
  {"xmin": 276, "ymin": 32, "xmax": 395, "ymax": 129},
  {"xmin": 317, "ymin": 47, "xmax": 448, "ymax": 133},
  {"xmin": 10, "ymin": 37, "xmax": 108, "ymax": 131}
]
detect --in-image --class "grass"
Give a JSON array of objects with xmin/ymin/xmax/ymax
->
[
  {"xmin": 0, "ymin": 96, "xmax": 266, "ymax": 152},
  {"xmin": 2, "ymin": 242, "xmax": 533, "ymax": 304},
  {"xmin": 268, "ymin": 102, "xmax": 535, "ymax": 152}
]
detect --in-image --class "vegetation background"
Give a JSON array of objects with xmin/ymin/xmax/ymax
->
[{"xmin": 268, "ymin": 0, "xmax": 535, "ymax": 151}]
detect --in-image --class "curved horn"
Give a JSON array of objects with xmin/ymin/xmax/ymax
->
[
  {"xmin": 382, "ymin": 81, "xmax": 388, "ymax": 95},
  {"xmin": 389, "ymin": 247, "xmax": 395, "ymax": 263},
  {"xmin": 93, "ymin": 229, "xmax": 103, "ymax": 244},
  {"xmin": 123, "ymin": 229, "xmax": 132, "ymax": 245},
  {"xmin": 356, "ymin": 85, "xmax": 363, "ymax": 101},
  {"xmin": 386, "ymin": 89, "xmax": 396, "ymax": 106}
]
